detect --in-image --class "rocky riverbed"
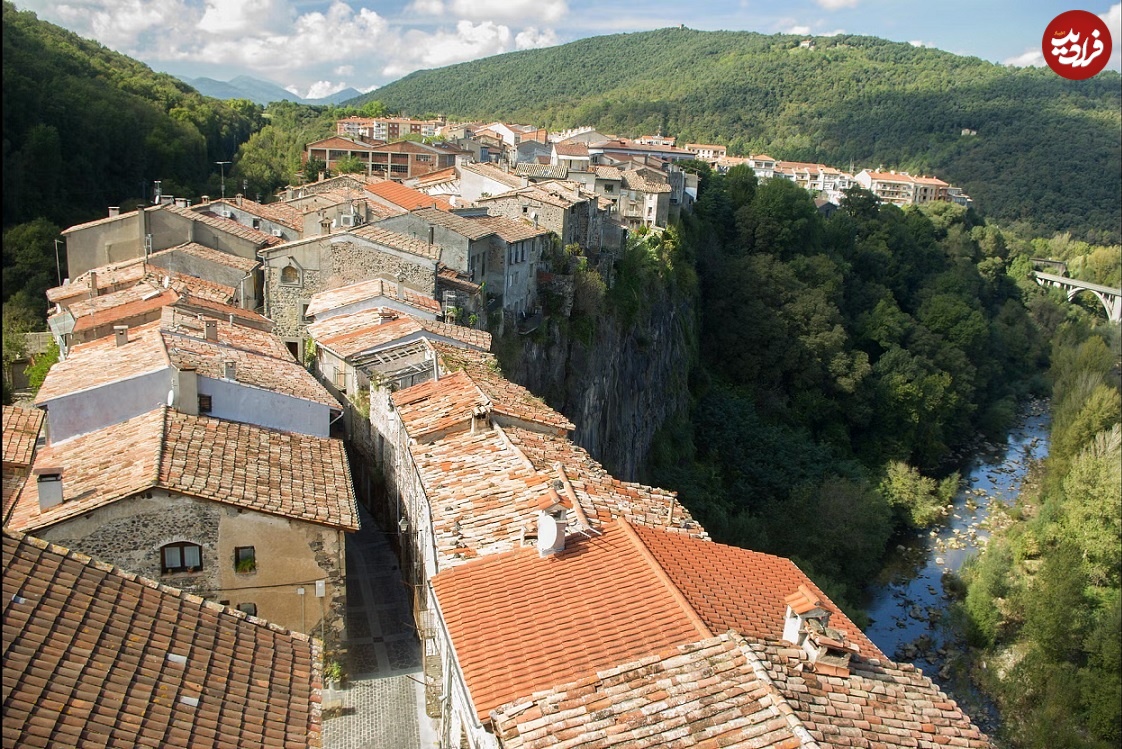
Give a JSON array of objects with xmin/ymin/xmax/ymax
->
[{"xmin": 863, "ymin": 400, "xmax": 1050, "ymax": 732}]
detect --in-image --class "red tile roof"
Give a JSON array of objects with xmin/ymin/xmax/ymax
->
[
  {"xmin": 2, "ymin": 405, "xmax": 44, "ymax": 468},
  {"xmin": 629, "ymin": 523, "xmax": 883, "ymax": 659},
  {"xmin": 2, "ymin": 528, "xmax": 323, "ymax": 748},
  {"xmin": 2, "ymin": 406, "xmax": 44, "ymax": 521},
  {"xmin": 305, "ymin": 277, "xmax": 441, "ymax": 319},
  {"xmin": 501, "ymin": 426, "xmax": 704, "ymax": 536},
  {"xmin": 365, "ymin": 180, "xmax": 452, "ymax": 211},
  {"xmin": 149, "ymin": 241, "xmax": 260, "ymax": 272},
  {"xmin": 308, "ymin": 308, "xmax": 490, "ymax": 359},
  {"xmin": 392, "ymin": 369, "xmax": 490, "ymax": 442},
  {"xmin": 490, "ymin": 633, "xmax": 807, "ymax": 749},
  {"xmin": 8, "ymin": 408, "xmax": 358, "ymax": 534},
  {"xmin": 430, "ymin": 522, "xmax": 712, "ymax": 721},
  {"xmin": 35, "ymin": 321, "xmax": 171, "ymax": 404},
  {"xmin": 433, "ymin": 344, "xmax": 574, "ymax": 433},
  {"xmin": 751, "ymin": 639, "xmax": 992, "ymax": 748}
]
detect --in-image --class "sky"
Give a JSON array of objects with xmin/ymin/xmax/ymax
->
[{"xmin": 13, "ymin": 0, "xmax": 1122, "ymax": 99}]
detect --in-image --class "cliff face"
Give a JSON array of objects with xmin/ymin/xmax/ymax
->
[{"xmin": 497, "ymin": 295, "xmax": 696, "ymax": 482}]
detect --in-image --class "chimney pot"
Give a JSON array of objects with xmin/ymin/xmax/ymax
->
[
  {"xmin": 204, "ymin": 319, "xmax": 217, "ymax": 341},
  {"xmin": 108, "ymin": 206, "xmax": 120, "ymax": 217},
  {"xmin": 113, "ymin": 325, "xmax": 128, "ymax": 346},
  {"xmin": 224, "ymin": 360, "xmax": 237, "ymax": 380}
]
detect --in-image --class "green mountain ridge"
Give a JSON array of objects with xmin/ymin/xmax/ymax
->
[{"xmin": 364, "ymin": 27, "xmax": 1121, "ymax": 243}]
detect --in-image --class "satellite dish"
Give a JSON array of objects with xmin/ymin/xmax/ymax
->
[{"xmin": 167, "ymin": 389, "xmax": 175, "ymax": 407}]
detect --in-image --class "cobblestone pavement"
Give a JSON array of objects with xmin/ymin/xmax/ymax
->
[{"xmin": 323, "ymin": 505, "xmax": 439, "ymax": 749}]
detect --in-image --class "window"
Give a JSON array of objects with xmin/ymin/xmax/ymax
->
[
  {"xmin": 198, "ymin": 394, "xmax": 213, "ymax": 413},
  {"xmin": 280, "ymin": 265, "xmax": 300, "ymax": 285},
  {"xmin": 236, "ymin": 603, "xmax": 257, "ymax": 617},
  {"xmin": 161, "ymin": 542, "xmax": 202, "ymax": 574},
  {"xmin": 300, "ymin": 302, "xmax": 310, "ymax": 323},
  {"xmin": 235, "ymin": 546, "xmax": 256, "ymax": 573}
]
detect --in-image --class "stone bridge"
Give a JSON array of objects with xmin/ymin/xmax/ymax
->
[{"xmin": 1032, "ymin": 270, "xmax": 1122, "ymax": 323}]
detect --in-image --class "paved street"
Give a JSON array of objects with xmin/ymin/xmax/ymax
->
[{"xmin": 323, "ymin": 505, "xmax": 439, "ymax": 749}]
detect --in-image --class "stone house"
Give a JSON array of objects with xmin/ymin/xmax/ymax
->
[
  {"xmin": 35, "ymin": 308, "xmax": 339, "ymax": 442},
  {"xmin": 61, "ymin": 203, "xmax": 280, "ymax": 279},
  {"xmin": 376, "ymin": 207, "xmax": 551, "ymax": 316},
  {"xmin": 258, "ymin": 224, "xmax": 444, "ymax": 358},
  {"xmin": 474, "ymin": 180, "xmax": 610, "ymax": 251},
  {"xmin": 6, "ymin": 406, "xmax": 359, "ymax": 649},
  {"xmin": 3, "ymin": 528, "xmax": 325, "ymax": 748}
]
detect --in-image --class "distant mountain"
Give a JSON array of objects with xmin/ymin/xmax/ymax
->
[
  {"xmin": 181, "ymin": 75, "xmax": 362, "ymax": 106},
  {"xmin": 363, "ymin": 27, "xmax": 1121, "ymax": 243}
]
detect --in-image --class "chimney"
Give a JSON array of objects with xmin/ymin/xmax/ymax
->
[
  {"xmin": 223, "ymin": 360, "xmax": 237, "ymax": 380},
  {"xmin": 108, "ymin": 206, "xmax": 120, "ymax": 217},
  {"xmin": 396, "ymin": 271, "xmax": 406, "ymax": 300},
  {"xmin": 175, "ymin": 366, "xmax": 199, "ymax": 415},
  {"xmin": 201, "ymin": 195, "xmax": 210, "ymax": 204},
  {"xmin": 88, "ymin": 270, "xmax": 99, "ymax": 298},
  {"xmin": 35, "ymin": 467, "xmax": 64, "ymax": 510},
  {"xmin": 204, "ymin": 319, "xmax": 217, "ymax": 341},
  {"xmin": 236, "ymin": 194, "xmax": 244, "ymax": 207},
  {"xmin": 113, "ymin": 325, "xmax": 128, "ymax": 346},
  {"xmin": 783, "ymin": 585, "xmax": 857, "ymax": 677}
]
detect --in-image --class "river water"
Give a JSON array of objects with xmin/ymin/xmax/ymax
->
[{"xmin": 863, "ymin": 400, "xmax": 1050, "ymax": 724}]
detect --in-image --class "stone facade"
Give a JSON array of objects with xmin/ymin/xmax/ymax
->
[
  {"xmin": 36, "ymin": 489, "xmax": 349, "ymax": 649},
  {"xmin": 263, "ymin": 235, "xmax": 439, "ymax": 347}
]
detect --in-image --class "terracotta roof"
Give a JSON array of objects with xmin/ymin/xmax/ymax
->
[
  {"xmin": 392, "ymin": 370, "xmax": 490, "ymax": 442},
  {"xmin": 437, "ymin": 266, "xmax": 482, "ymax": 294},
  {"xmin": 512, "ymin": 164, "xmax": 569, "ymax": 179},
  {"xmin": 307, "ymin": 134, "xmax": 382, "ymax": 151},
  {"xmin": 501, "ymin": 426, "xmax": 704, "ymax": 535},
  {"xmin": 8, "ymin": 407, "xmax": 358, "ymax": 534},
  {"xmin": 47, "ymin": 258, "xmax": 148, "ymax": 303},
  {"xmin": 203, "ymin": 197, "xmax": 305, "ymax": 231},
  {"xmin": 751, "ymin": 639, "xmax": 992, "ymax": 748},
  {"xmin": 38, "ymin": 309, "xmax": 319, "ymax": 407},
  {"xmin": 2, "ymin": 406, "xmax": 44, "ymax": 521},
  {"xmin": 305, "ymin": 277, "xmax": 441, "ymax": 319},
  {"xmin": 2, "ymin": 528, "xmax": 323, "ymax": 749},
  {"xmin": 621, "ymin": 169, "xmax": 672, "ymax": 194},
  {"xmin": 48, "ymin": 260, "xmax": 238, "ymax": 307},
  {"xmin": 592, "ymin": 166, "xmax": 623, "ymax": 181},
  {"xmin": 309, "ymin": 308, "xmax": 490, "ymax": 359},
  {"xmin": 348, "ymin": 224, "xmax": 443, "ymax": 261},
  {"xmin": 170, "ymin": 293, "xmax": 274, "ymax": 331},
  {"xmin": 630, "ymin": 523, "xmax": 883, "ymax": 659},
  {"xmin": 433, "ymin": 344, "xmax": 574, "ymax": 433},
  {"xmin": 490, "ymin": 633, "xmax": 808, "ymax": 749},
  {"xmin": 149, "ymin": 241, "xmax": 260, "ymax": 272},
  {"xmin": 410, "ymin": 166, "xmax": 458, "ymax": 187},
  {"xmin": 402, "ymin": 207, "xmax": 548, "ymax": 244},
  {"xmin": 62, "ymin": 282, "xmax": 179, "ymax": 334},
  {"xmin": 365, "ymin": 181, "xmax": 452, "ymax": 211},
  {"xmin": 861, "ymin": 170, "xmax": 917, "ymax": 183},
  {"xmin": 2, "ymin": 405, "xmax": 43, "ymax": 471},
  {"xmin": 553, "ymin": 142, "xmax": 590, "ymax": 157},
  {"xmin": 460, "ymin": 162, "xmax": 525, "ymax": 189},
  {"xmin": 162, "ymin": 204, "xmax": 282, "ymax": 247},
  {"xmin": 412, "ymin": 427, "xmax": 557, "ymax": 568},
  {"xmin": 35, "ymin": 321, "xmax": 170, "ymax": 404},
  {"xmin": 430, "ymin": 522, "xmax": 712, "ymax": 721}
]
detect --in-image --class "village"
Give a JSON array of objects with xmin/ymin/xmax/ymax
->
[{"xmin": 3, "ymin": 116, "xmax": 987, "ymax": 749}]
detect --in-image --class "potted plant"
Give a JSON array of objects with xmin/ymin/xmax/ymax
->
[
  {"xmin": 235, "ymin": 557, "xmax": 256, "ymax": 574},
  {"xmin": 323, "ymin": 659, "xmax": 344, "ymax": 690}
]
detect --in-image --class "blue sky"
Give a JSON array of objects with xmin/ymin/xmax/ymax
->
[{"xmin": 14, "ymin": 0, "xmax": 1122, "ymax": 98}]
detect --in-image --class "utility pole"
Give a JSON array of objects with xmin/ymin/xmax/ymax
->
[
  {"xmin": 215, "ymin": 161, "xmax": 232, "ymax": 199},
  {"xmin": 53, "ymin": 239, "xmax": 62, "ymax": 285}
]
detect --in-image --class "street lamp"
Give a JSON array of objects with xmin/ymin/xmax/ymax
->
[{"xmin": 215, "ymin": 161, "xmax": 232, "ymax": 199}]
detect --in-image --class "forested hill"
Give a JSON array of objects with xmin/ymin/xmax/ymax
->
[
  {"xmin": 364, "ymin": 27, "xmax": 1121, "ymax": 244},
  {"xmin": 2, "ymin": 2, "xmax": 262, "ymax": 233}
]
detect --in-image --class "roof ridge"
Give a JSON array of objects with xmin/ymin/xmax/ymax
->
[
  {"xmin": 615, "ymin": 520, "xmax": 713, "ymax": 641},
  {"xmin": 731, "ymin": 632, "xmax": 821, "ymax": 748},
  {"xmin": 153, "ymin": 404, "xmax": 170, "ymax": 490},
  {"xmin": 3, "ymin": 527, "xmax": 318, "ymax": 642}
]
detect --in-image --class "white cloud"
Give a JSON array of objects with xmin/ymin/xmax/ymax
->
[
  {"xmin": 381, "ymin": 20, "xmax": 517, "ymax": 78},
  {"xmin": 816, "ymin": 0, "xmax": 858, "ymax": 9},
  {"xmin": 515, "ymin": 27, "xmax": 559, "ymax": 49},
  {"xmin": 446, "ymin": 0, "xmax": 567, "ymax": 24},
  {"xmin": 1004, "ymin": 49, "xmax": 1045, "ymax": 67},
  {"xmin": 1100, "ymin": 3, "xmax": 1121, "ymax": 70},
  {"xmin": 304, "ymin": 80, "xmax": 349, "ymax": 99},
  {"xmin": 405, "ymin": 0, "xmax": 445, "ymax": 15},
  {"xmin": 909, "ymin": 40, "xmax": 936, "ymax": 48},
  {"xmin": 785, "ymin": 24, "xmax": 812, "ymax": 36},
  {"xmin": 198, "ymin": 0, "xmax": 291, "ymax": 36}
]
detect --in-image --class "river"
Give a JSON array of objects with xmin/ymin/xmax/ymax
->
[{"xmin": 863, "ymin": 399, "xmax": 1051, "ymax": 729}]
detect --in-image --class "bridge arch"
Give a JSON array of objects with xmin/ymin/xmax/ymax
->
[{"xmin": 1032, "ymin": 270, "xmax": 1122, "ymax": 323}]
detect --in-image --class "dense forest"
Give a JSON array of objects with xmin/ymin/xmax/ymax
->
[
  {"xmin": 1, "ymin": 2, "xmax": 264, "ymax": 320},
  {"xmin": 365, "ymin": 27, "xmax": 1122, "ymax": 245}
]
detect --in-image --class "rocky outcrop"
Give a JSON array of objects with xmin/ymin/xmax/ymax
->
[{"xmin": 498, "ymin": 294, "xmax": 695, "ymax": 482}]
